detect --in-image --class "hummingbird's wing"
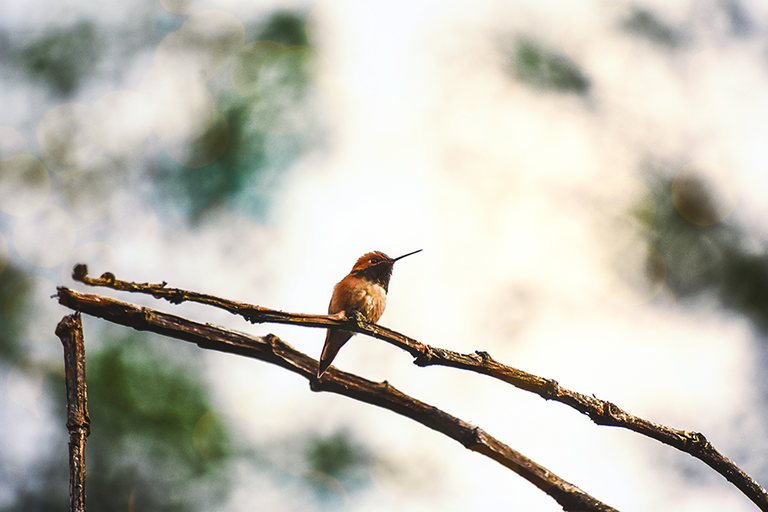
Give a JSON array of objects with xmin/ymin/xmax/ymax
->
[{"xmin": 317, "ymin": 328, "xmax": 353, "ymax": 377}]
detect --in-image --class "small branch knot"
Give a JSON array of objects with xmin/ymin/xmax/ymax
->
[
  {"xmin": 264, "ymin": 333, "xmax": 280, "ymax": 351},
  {"xmin": 413, "ymin": 347, "xmax": 433, "ymax": 366},
  {"xmin": 474, "ymin": 350, "xmax": 492, "ymax": 362},
  {"xmin": 683, "ymin": 431, "xmax": 708, "ymax": 452},
  {"xmin": 164, "ymin": 289, "xmax": 184, "ymax": 304},
  {"xmin": 459, "ymin": 426, "xmax": 484, "ymax": 448},
  {"xmin": 99, "ymin": 272, "xmax": 116, "ymax": 284},
  {"xmin": 601, "ymin": 401, "xmax": 623, "ymax": 423},
  {"xmin": 66, "ymin": 419, "xmax": 91, "ymax": 436},
  {"xmin": 542, "ymin": 379, "xmax": 560, "ymax": 399}
]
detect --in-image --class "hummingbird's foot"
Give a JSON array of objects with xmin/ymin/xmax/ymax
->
[
  {"xmin": 328, "ymin": 311, "xmax": 347, "ymax": 321},
  {"xmin": 349, "ymin": 309, "xmax": 364, "ymax": 322}
]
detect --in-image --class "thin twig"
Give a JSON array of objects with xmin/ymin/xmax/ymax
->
[
  {"xmin": 69, "ymin": 264, "xmax": 768, "ymax": 510},
  {"xmin": 56, "ymin": 286, "xmax": 618, "ymax": 512},
  {"xmin": 56, "ymin": 312, "xmax": 89, "ymax": 512}
]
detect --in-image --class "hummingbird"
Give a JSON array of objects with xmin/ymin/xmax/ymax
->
[{"xmin": 317, "ymin": 249, "xmax": 422, "ymax": 377}]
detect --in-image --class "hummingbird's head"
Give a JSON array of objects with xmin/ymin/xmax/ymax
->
[{"xmin": 350, "ymin": 250, "xmax": 422, "ymax": 291}]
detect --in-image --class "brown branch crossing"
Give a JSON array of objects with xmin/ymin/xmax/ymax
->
[
  {"xmin": 56, "ymin": 313, "xmax": 89, "ymax": 512},
  {"xmin": 69, "ymin": 265, "xmax": 768, "ymax": 510},
  {"xmin": 56, "ymin": 286, "xmax": 617, "ymax": 512}
]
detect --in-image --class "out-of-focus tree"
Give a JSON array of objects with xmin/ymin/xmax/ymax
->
[{"xmin": 645, "ymin": 165, "xmax": 768, "ymax": 332}]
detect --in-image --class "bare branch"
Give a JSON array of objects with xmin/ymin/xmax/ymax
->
[
  {"xmin": 71, "ymin": 263, "xmax": 352, "ymax": 329},
  {"xmin": 68, "ymin": 264, "xmax": 768, "ymax": 510},
  {"xmin": 56, "ymin": 286, "xmax": 618, "ymax": 512},
  {"xmin": 56, "ymin": 312, "xmax": 89, "ymax": 512}
]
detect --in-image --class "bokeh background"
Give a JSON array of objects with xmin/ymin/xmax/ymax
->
[{"xmin": 2, "ymin": 0, "xmax": 768, "ymax": 510}]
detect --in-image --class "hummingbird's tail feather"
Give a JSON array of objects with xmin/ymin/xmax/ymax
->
[{"xmin": 317, "ymin": 328, "xmax": 353, "ymax": 377}]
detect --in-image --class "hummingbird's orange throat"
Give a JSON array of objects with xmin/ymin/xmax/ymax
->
[
  {"xmin": 349, "ymin": 249, "xmax": 422, "ymax": 291},
  {"xmin": 317, "ymin": 249, "xmax": 422, "ymax": 378}
]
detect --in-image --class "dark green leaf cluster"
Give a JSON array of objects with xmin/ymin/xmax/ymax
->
[
  {"xmin": 647, "ymin": 172, "xmax": 768, "ymax": 332},
  {"xmin": 84, "ymin": 336, "xmax": 230, "ymax": 511},
  {"xmin": 511, "ymin": 40, "xmax": 590, "ymax": 94}
]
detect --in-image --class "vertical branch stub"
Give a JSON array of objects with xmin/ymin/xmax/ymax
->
[{"xmin": 56, "ymin": 312, "xmax": 90, "ymax": 512}]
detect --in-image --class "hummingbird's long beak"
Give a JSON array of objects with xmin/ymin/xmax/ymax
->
[{"xmin": 392, "ymin": 249, "xmax": 423, "ymax": 262}]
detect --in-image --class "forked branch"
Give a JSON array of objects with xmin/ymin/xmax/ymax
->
[
  {"xmin": 56, "ymin": 286, "xmax": 617, "ymax": 512},
  {"xmin": 68, "ymin": 265, "xmax": 768, "ymax": 510}
]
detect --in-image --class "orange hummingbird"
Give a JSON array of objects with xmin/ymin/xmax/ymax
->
[{"xmin": 317, "ymin": 249, "xmax": 422, "ymax": 377}]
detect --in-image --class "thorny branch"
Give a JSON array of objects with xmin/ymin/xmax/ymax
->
[
  {"xmin": 69, "ymin": 265, "xmax": 768, "ymax": 511},
  {"xmin": 56, "ymin": 286, "xmax": 617, "ymax": 512}
]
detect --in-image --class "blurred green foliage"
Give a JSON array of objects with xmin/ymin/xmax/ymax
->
[
  {"xmin": 0, "ymin": 264, "xmax": 28, "ymax": 361},
  {"xmin": 152, "ymin": 95, "xmax": 269, "ymax": 221},
  {"xmin": 83, "ymin": 334, "xmax": 230, "ymax": 511},
  {"xmin": 257, "ymin": 11, "xmax": 309, "ymax": 47},
  {"xmin": 620, "ymin": 8, "xmax": 680, "ymax": 48},
  {"xmin": 152, "ymin": 11, "xmax": 318, "ymax": 223},
  {"xmin": 510, "ymin": 40, "xmax": 590, "ymax": 94},
  {"xmin": 305, "ymin": 430, "xmax": 372, "ymax": 508},
  {"xmin": 647, "ymin": 172, "xmax": 768, "ymax": 331},
  {"xmin": 307, "ymin": 431, "xmax": 371, "ymax": 485},
  {"xmin": 21, "ymin": 21, "xmax": 100, "ymax": 96}
]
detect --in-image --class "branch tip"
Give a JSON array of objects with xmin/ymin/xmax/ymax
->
[
  {"xmin": 55, "ymin": 311, "xmax": 82, "ymax": 337},
  {"xmin": 72, "ymin": 264, "xmax": 88, "ymax": 282}
]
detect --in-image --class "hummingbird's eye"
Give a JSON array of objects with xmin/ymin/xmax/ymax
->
[{"xmin": 369, "ymin": 257, "xmax": 379, "ymax": 264}]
